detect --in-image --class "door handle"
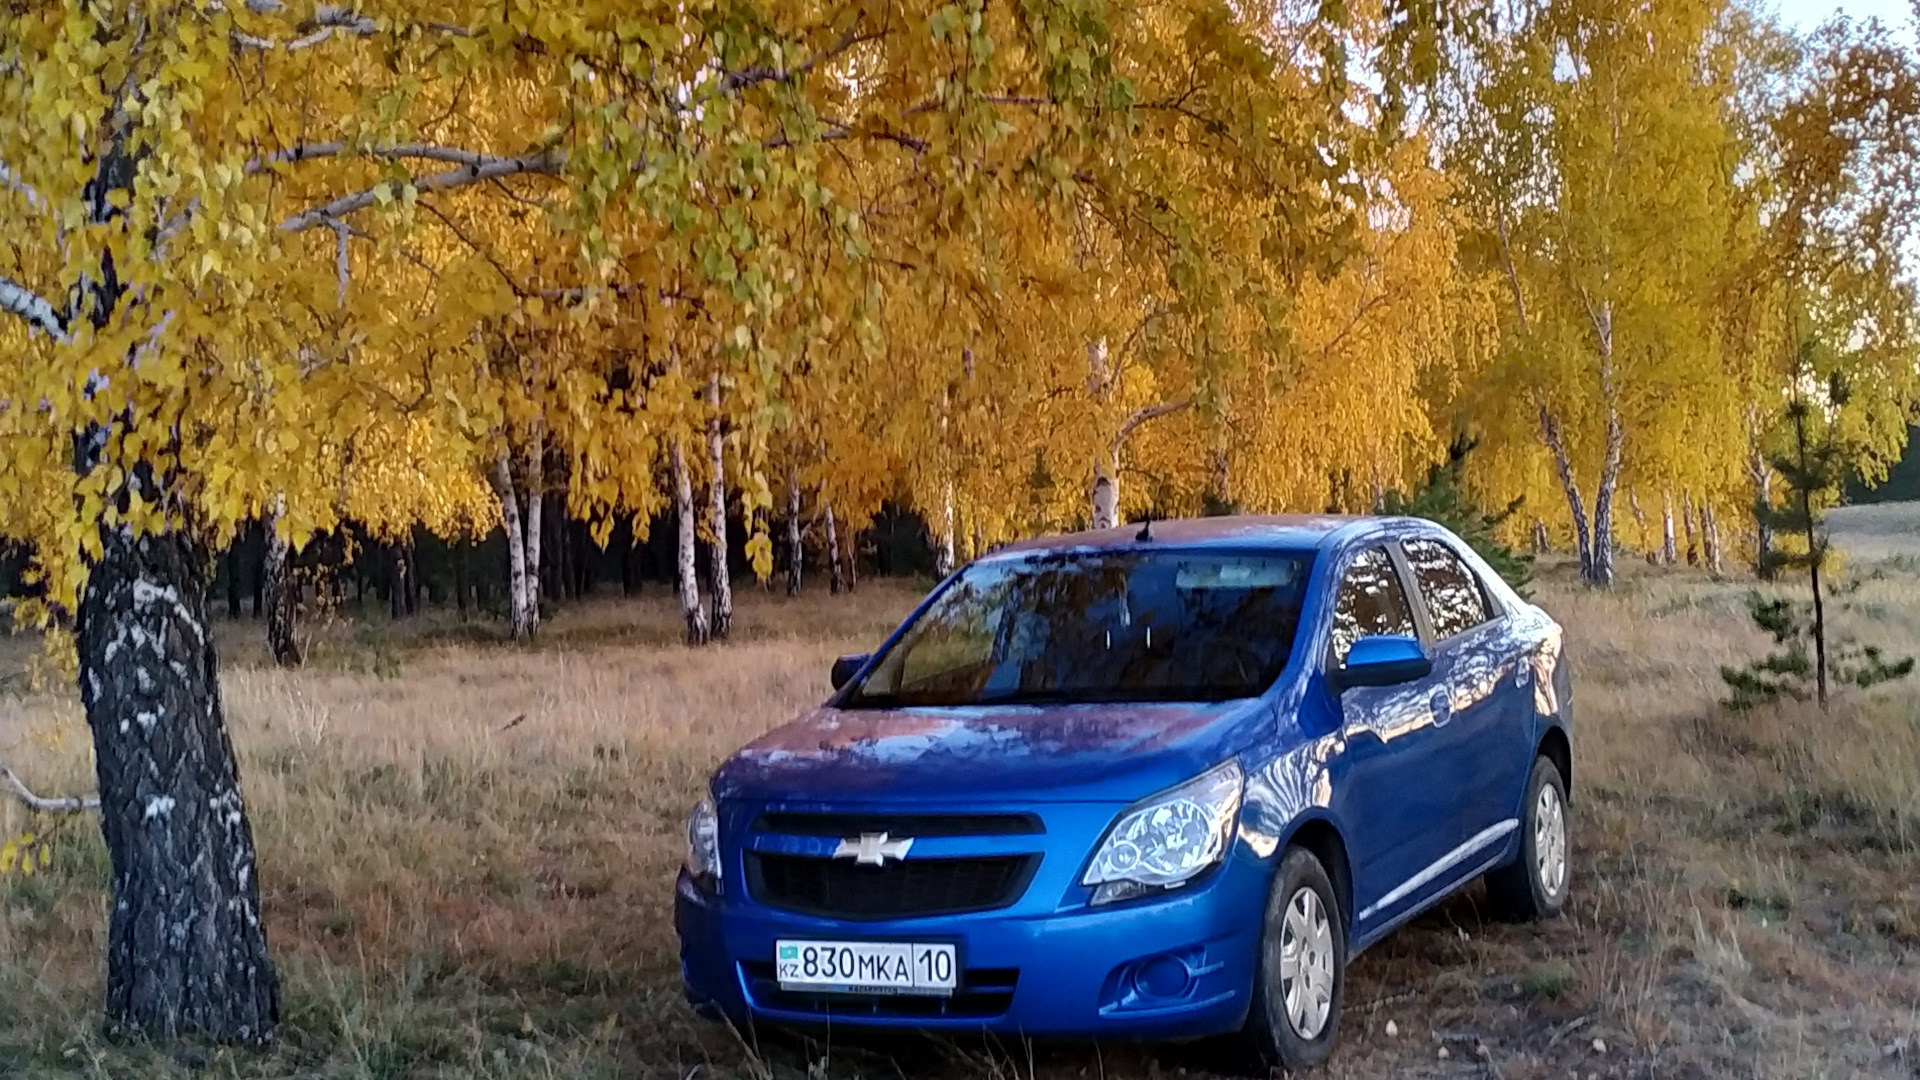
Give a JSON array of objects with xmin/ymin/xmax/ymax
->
[{"xmin": 1429, "ymin": 688, "xmax": 1453, "ymax": 728}]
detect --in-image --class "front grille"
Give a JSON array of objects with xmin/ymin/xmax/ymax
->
[
  {"xmin": 755, "ymin": 812, "xmax": 1044, "ymax": 837},
  {"xmin": 741, "ymin": 961, "xmax": 1018, "ymax": 1019},
  {"xmin": 747, "ymin": 853, "xmax": 1038, "ymax": 920}
]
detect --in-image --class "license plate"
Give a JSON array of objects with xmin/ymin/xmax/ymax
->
[{"xmin": 775, "ymin": 940, "xmax": 957, "ymax": 996}]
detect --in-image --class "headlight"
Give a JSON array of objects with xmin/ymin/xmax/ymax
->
[
  {"xmin": 1083, "ymin": 760, "xmax": 1244, "ymax": 905},
  {"xmin": 686, "ymin": 796, "xmax": 721, "ymax": 889}
]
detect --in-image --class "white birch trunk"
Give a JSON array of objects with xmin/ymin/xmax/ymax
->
[
  {"xmin": 937, "ymin": 480, "xmax": 957, "ymax": 577},
  {"xmin": 489, "ymin": 453, "xmax": 535, "ymax": 641},
  {"xmin": 1701, "ymin": 500, "xmax": 1722, "ymax": 575},
  {"xmin": 1091, "ymin": 463, "xmax": 1118, "ymax": 531},
  {"xmin": 1747, "ymin": 406, "xmax": 1776, "ymax": 576},
  {"xmin": 672, "ymin": 436, "xmax": 709, "ymax": 644},
  {"xmin": 520, "ymin": 426, "xmax": 544, "ymax": 634},
  {"xmin": 1661, "ymin": 491, "xmax": 1678, "ymax": 566},
  {"xmin": 1539, "ymin": 404, "xmax": 1596, "ymax": 580},
  {"xmin": 705, "ymin": 377, "xmax": 732, "ymax": 640},
  {"xmin": 1588, "ymin": 302, "xmax": 1624, "ymax": 588},
  {"xmin": 824, "ymin": 496, "xmax": 844, "ymax": 594}
]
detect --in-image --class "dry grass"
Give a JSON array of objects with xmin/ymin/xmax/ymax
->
[{"xmin": 1, "ymin": 510, "xmax": 1917, "ymax": 1080}]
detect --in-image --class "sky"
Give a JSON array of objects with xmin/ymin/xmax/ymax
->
[{"xmin": 1772, "ymin": 0, "xmax": 1916, "ymax": 39}]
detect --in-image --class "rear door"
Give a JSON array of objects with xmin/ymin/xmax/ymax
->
[{"xmin": 1399, "ymin": 535, "xmax": 1528, "ymax": 851}]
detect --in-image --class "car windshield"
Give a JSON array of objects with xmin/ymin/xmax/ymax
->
[{"xmin": 844, "ymin": 550, "xmax": 1315, "ymax": 708}]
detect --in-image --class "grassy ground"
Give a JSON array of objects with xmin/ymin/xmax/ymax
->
[{"xmin": 2, "ymin": 507, "xmax": 1918, "ymax": 1079}]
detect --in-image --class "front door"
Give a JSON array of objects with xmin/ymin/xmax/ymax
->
[{"xmin": 1323, "ymin": 545, "xmax": 1454, "ymax": 936}]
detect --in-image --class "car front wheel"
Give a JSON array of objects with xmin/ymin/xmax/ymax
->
[
  {"xmin": 1486, "ymin": 754, "xmax": 1570, "ymax": 921},
  {"xmin": 1246, "ymin": 846, "xmax": 1345, "ymax": 1071}
]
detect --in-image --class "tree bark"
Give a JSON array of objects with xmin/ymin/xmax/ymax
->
[
  {"xmin": 488, "ymin": 453, "xmax": 536, "ymax": 641},
  {"xmin": 1702, "ymin": 501, "xmax": 1723, "ymax": 576},
  {"xmin": 388, "ymin": 542, "xmax": 409, "ymax": 620},
  {"xmin": 936, "ymin": 479, "xmax": 957, "ymax": 577},
  {"xmin": 1588, "ymin": 301, "xmax": 1624, "ymax": 588},
  {"xmin": 1539, "ymin": 405, "xmax": 1595, "ymax": 580},
  {"xmin": 1531, "ymin": 518, "xmax": 1550, "ymax": 555},
  {"xmin": 77, "ymin": 523, "xmax": 280, "ymax": 1044},
  {"xmin": 706, "ymin": 377, "xmax": 732, "ymax": 639},
  {"xmin": 672, "ymin": 437, "xmax": 710, "ymax": 644},
  {"xmin": 786, "ymin": 468, "xmax": 804, "ymax": 597},
  {"xmin": 824, "ymin": 497, "xmax": 844, "ymax": 594},
  {"xmin": 1094, "ymin": 399, "xmax": 1194, "ymax": 530},
  {"xmin": 1748, "ymin": 406, "xmax": 1776, "ymax": 578},
  {"xmin": 1091, "ymin": 465, "xmax": 1118, "ymax": 531},
  {"xmin": 521, "ymin": 430, "xmax": 544, "ymax": 634},
  {"xmin": 262, "ymin": 496, "xmax": 301, "ymax": 667},
  {"xmin": 1661, "ymin": 491, "xmax": 1678, "ymax": 566},
  {"xmin": 1682, "ymin": 490, "xmax": 1699, "ymax": 567}
]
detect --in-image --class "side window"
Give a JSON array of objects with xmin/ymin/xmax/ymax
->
[
  {"xmin": 1402, "ymin": 537, "xmax": 1493, "ymax": 641},
  {"xmin": 1329, "ymin": 547, "xmax": 1418, "ymax": 666}
]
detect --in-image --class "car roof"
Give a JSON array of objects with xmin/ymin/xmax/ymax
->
[{"xmin": 981, "ymin": 513, "xmax": 1433, "ymax": 560}]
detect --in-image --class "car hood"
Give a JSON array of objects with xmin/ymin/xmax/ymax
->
[{"xmin": 712, "ymin": 700, "xmax": 1269, "ymax": 804}]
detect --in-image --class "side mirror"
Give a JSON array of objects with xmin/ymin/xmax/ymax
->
[
  {"xmin": 1331, "ymin": 634, "xmax": 1431, "ymax": 692},
  {"xmin": 830, "ymin": 653, "xmax": 871, "ymax": 691}
]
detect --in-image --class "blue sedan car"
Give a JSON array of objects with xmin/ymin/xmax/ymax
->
[{"xmin": 676, "ymin": 515, "xmax": 1574, "ymax": 1070}]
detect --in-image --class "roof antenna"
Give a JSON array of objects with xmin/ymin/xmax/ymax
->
[{"xmin": 1135, "ymin": 515, "xmax": 1154, "ymax": 542}]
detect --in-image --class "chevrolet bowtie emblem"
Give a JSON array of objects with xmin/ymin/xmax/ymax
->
[{"xmin": 833, "ymin": 831, "xmax": 914, "ymax": 866}]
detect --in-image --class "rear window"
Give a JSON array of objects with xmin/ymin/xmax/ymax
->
[{"xmin": 844, "ymin": 550, "xmax": 1315, "ymax": 708}]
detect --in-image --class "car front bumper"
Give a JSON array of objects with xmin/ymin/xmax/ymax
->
[{"xmin": 674, "ymin": 853, "xmax": 1267, "ymax": 1041}]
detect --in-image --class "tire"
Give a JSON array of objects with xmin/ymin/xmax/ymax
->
[
  {"xmin": 1485, "ymin": 755, "xmax": 1570, "ymax": 922},
  {"xmin": 1245, "ymin": 846, "xmax": 1346, "ymax": 1072}
]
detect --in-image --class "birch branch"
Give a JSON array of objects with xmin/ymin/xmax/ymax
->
[
  {"xmin": 0, "ymin": 159, "xmax": 47, "ymax": 214},
  {"xmin": 1, "ymin": 754, "xmax": 98, "ymax": 814},
  {"xmin": 0, "ymin": 275, "xmax": 70, "ymax": 343},
  {"xmin": 278, "ymin": 150, "xmax": 565, "ymax": 233},
  {"xmin": 1110, "ymin": 398, "xmax": 1195, "ymax": 458},
  {"xmin": 719, "ymin": 24, "xmax": 882, "ymax": 92},
  {"xmin": 247, "ymin": 142, "xmax": 532, "ymax": 174}
]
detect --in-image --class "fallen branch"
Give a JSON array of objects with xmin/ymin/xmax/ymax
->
[{"xmin": 0, "ymin": 754, "xmax": 98, "ymax": 814}]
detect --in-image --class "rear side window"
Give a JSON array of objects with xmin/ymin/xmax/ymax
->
[
  {"xmin": 1329, "ymin": 547, "xmax": 1418, "ymax": 666},
  {"xmin": 1402, "ymin": 537, "xmax": 1493, "ymax": 640}
]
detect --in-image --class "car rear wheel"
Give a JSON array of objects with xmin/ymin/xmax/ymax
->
[
  {"xmin": 1246, "ymin": 846, "xmax": 1345, "ymax": 1071},
  {"xmin": 1485, "ymin": 755, "xmax": 1570, "ymax": 922}
]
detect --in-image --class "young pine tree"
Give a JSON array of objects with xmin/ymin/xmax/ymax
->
[
  {"xmin": 1383, "ymin": 436, "xmax": 1535, "ymax": 597},
  {"xmin": 1729, "ymin": 373, "xmax": 1916, "ymax": 710}
]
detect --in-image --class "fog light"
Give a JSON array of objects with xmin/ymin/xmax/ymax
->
[{"xmin": 1135, "ymin": 955, "xmax": 1191, "ymax": 999}]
